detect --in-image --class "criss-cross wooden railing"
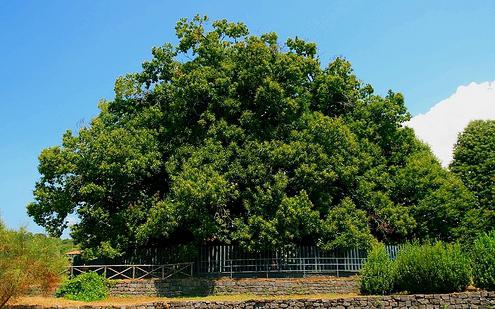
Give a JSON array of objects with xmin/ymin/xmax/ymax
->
[{"xmin": 68, "ymin": 262, "xmax": 193, "ymax": 279}]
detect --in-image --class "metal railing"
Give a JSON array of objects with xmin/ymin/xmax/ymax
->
[
  {"xmin": 69, "ymin": 245, "xmax": 400, "ymax": 279},
  {"xmin": 223, "ymin": 256, "xmax": 362, "ymax": 278},
  {"xmin": 195, "ymin": 245, "xmax": 399, "ymax": 277},
  {"xmin": 68, "ymin": 262, "xmax": 193, "ymax": 279}
]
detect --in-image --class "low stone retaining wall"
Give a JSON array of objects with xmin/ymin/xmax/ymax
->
[
  {"xmin": 8, "ymin": 291, "xmax": 495, "ymax": 308},
  {"xmin": 110, "ymin": 276, "xmax": 359, "ymax": 297}
]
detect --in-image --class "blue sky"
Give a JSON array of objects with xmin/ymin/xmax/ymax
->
[{"xmin": 1, "ymin": 0, "xmax": 494, "ymax": 234}]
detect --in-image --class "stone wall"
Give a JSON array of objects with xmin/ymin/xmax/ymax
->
[
  {"xmin": 8, "ymin": 291, "xmax": 495, "ymax": 308},
  {"xmin": 110, "ymin": 276, "xmax": 359, "ymax": 297}
]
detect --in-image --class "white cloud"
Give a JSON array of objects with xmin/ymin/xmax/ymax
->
[{"xmin": 406, "ymin": 81, "xmax": 495, "ymax": 166}]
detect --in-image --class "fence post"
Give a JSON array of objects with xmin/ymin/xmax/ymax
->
[
  {"xmin": 302, "ymin": 257, "xmax": 306, "ymax": 277},
  {"xmin": 266, "ymin": 260, "xmax": 268, "ymax": 278},
  {"xmin": 208, "ymin": 247, "xmax": 211, "ymax": 273}
]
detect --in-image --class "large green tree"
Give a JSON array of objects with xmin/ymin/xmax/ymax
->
[
  {"xmin": 28, "ymin": 16, "xmax": 474, "ymax": 257},
  {"xmin": 451, "ymin": 120, "xmax": 495, "ymax": 238}
]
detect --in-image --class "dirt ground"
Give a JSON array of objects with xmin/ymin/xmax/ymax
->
[{"xmin": 10, "ymin": 293, "xmax": 359, "ymax": 307}]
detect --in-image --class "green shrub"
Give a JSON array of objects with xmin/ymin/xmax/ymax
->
[
  {"xmin": 360, "ymin": 243, "xmax": 396, "ymax": 295},
  {"xmin": 56, "ymin": 272, "xmax": 108, "ymax": 301},
  {"xmin": 0, "ymin": 220, "xmax": 68, "ymax": 308},
  {"xmin": 395, "ymin": 242, "xmax": 470, "ymax": 293},
  {"xmin": 472, "ymin": 231, "xmax": 495, "ymax": 290}
]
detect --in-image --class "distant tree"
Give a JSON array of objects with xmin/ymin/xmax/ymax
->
[
  {"xmin": 451, "ymin": 120, "xmax": 495, "ymax": 238},
  {"xmin": 0, "ymin": 220, "xmax": 68, "ymax": 308},
  {"xmin": 28, "ymin": 15, "xmax": 475, "ymax": 257}
]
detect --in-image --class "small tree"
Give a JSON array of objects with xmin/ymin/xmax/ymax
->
[{"xmin": 0, "ymin": 220, "xmax": 68, "ymax": 308}]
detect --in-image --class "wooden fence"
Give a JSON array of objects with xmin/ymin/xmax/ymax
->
[{"xmin": 69, "ymin": 263, "xmax": 193, "ymax": 279}]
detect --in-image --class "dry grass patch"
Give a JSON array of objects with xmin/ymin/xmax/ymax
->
[{"xmin": 11, "ymin": 293, "xmax": 359, "ymax": 307}]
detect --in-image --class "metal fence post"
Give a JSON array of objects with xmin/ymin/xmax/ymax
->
[{"xmin": 302, "ymin": 257, "xmax": 306, "ymax": 277}]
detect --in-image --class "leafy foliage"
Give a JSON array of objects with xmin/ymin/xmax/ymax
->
[
  {"xmin": 0, "ymin": 219, "xmax": 68, "ymax": 308},
  {"xmin": 28, "ymin": 15, "xmax": 475, "ymax": 257},
  {"xmin": 471, "ymin": 231, "xmax": 495, "ymax": 290},
  {"xmin": 451, "ymin": 120, "xmax": 495, "ymax": 240},
  {"xmin": 394, "ymin": 242, "xmax": 470, "ymax": 293},
  {"xmin": 360, "ymin": 243, "xmax": 396, "ymax": 295},
  {"xmin": 56, "ymin": 272, "xmax": 108, "ymax": 301}
]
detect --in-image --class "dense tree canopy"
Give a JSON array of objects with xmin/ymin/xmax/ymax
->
[
  {"xmin": 28, "ymin": 16, "xmax": 475, "ymax": 257},
  {"xmin": 451, "ymin": 120, "xmax": 495, "ymax": 238}
]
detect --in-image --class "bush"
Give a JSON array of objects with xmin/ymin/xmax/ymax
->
[
  {"xmin": 360, "ymin": 243, "xmax": 396, "ymax": 295},
  {"xmin": 56, "ymin": 272, "xmax": 108, "ymax": 301},
  {"xmin": 472, "ymin": 231, "xmax": 495, "ymax": 290},
  {"xmin": 395, "ymin": 242, "xmax": 470, "ymax": 293},
  {"xmin": 0, "ymin": 220, "xmax": 68, "ymax": 308}
]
